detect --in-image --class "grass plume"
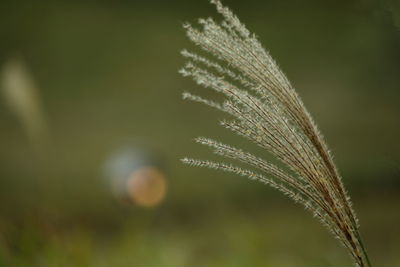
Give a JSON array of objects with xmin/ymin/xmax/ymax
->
[{"xmin": 180, "ymin": 1, "xmax": 372, "ymax": 266}]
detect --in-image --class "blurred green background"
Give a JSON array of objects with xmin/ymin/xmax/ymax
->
[{"xmin": 0, "ymin": 0, "xmax": 399, "ymax": 266}]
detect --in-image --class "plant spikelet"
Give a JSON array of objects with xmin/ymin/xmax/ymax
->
[{"xmin": 180, "ymin": 1, "xmax": 371, "ymax": 266}]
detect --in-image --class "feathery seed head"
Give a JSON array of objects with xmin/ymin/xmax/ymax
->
[{"xmin": 180, "ymin": 1, "xmax": 371, "ymax": 266}]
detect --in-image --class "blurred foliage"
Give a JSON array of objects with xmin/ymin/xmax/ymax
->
[{"xmin": 0, "ymin": 0, "xmax": 399, "ymax": 266}]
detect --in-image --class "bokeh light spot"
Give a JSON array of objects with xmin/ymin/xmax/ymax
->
[{"xmin": 126, "ymin": 167, "xmax": 167, "ymax": 208}]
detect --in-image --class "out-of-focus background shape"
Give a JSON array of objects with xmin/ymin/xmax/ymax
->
[
  {"xmin": 0, "ymin": 0, "xmax": 399, "ymax": 266},
  {"xmin": 1, "ymin": 58, "xmax": 48, "ymax": 151}
]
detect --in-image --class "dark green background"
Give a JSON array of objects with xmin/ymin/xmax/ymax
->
[{"xmin": 0, "ymin": 0, "xmax": 399, "ymax": 266}]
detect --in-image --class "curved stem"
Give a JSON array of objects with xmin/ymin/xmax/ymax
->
[{"xmin": 357, "ymin": 232, "xmax": 372, "ymax": 267}]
